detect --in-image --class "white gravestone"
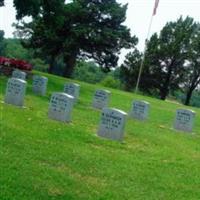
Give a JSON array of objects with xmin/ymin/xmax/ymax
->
[
  {"xmin": 4, "ymin": 78, "xmax": 27, "ymax": 107},
  {"xmin": 48, "ymin": 92, "xmax": 74, "ymax": 122},
  {"xmin": 92, "ymin": 89, "xmax": 111, "ymax": 110},
  {"xmin": 63, "ymin": 83, "xmax": 80, "ymax": 103},
  {"xmin": 130, "ymin": 100, "xmax": 150, "ymax": 121},
  {"xmin": 12, "ymin": 70, "xmax": 26, "ymax": 80},
  {"xmin": 97, "ymin": 108, "xmax": 127, "ymax": 141},
  {"xmin": 174, "ymin": 109, "xmax": 195, "ymax": 132},
  {"xmin": 33, "ymin": 75, "xmax": 48, "ymax": 96}
]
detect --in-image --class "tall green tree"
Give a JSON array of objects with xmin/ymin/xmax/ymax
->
[
  {"xmin": 120, "ymin": 49, "xmax": 142, "ymax": 91},
  {"xmin": 4, "ymin": 38, "xmax": 32, "ymax": 60},
  {"xmin": 182, "ymin": 24, "xmax": 200, "ymax": 105},
  {"xmin": 0, "ymin": 0, "xmax": 4, "ymax": 6},
  {"xmin": 144, "ymin": 16, "xmax": 196, "ymax": 100},
  {"xmin": 0, "ymin": 30, "xmax": 5, "ymax": 56},
  {"xmin": 14, "ymin": 0, "xmax": 137, "ymax": 77},
  {"xmin": 13, "ymin": 0, "xmax": 65, "ymax": 74},
  {"xmin": 0, "ymin": 0, "xmax": 4, "ymax": 58}
]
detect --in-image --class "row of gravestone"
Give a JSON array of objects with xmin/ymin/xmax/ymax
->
[{"xmin": 4, "ymin": 70, "xmax": 197, "ymax": 141}]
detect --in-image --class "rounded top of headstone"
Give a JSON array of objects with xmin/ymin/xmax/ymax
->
[
  {"xmin": 176, "ymin": 109, "xmax": 196, "ymax": 115},
  {"xmin": 40, "ymin": 76, "xmax": 48, "ymax": 80},
  {"xmin": 9, "ymin": 77, "xmax": 27, "ymax": 84},
  {"xmin": 53, "ymin": 92, "xmax": 75, "ymax": 100},
  {"xmin": 73, "ymin": 83, "xmax": 80, "ymax": 87},
  {"xmin": 133, "ymin": 100, "xmax": 150, "ymax": 105},
  {"xmin": 103, "ymin": 107, "xmax": 127, "ymax": 115},
  {"xmin": 65, "ymin": 82, "xmax": 80, "ymax": 87},
  {"xmin": 33, "ymin": 75, "xmax": 48, "ymax": 79},
  {"xmin": 13, "ymin": 69, "xmax": 26, "ymax": 74},
  {"xmin": 97, "ymin": 89, "xmax": 111, "ymax": 94}
]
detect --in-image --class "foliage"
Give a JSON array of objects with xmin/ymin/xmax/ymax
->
[
  {"xmin": 172, "ymin": 90, "xmax": 200, "ymax": 108},
  {"xmin": 13, "ymin": 0, "xmax": 137, "ymax": 77},
  {"xmin": 0, "ymin": 57, "xmax": 32, "ymax": 71},
  {"xmin": 0, "ymin": 38, "xmax": 49, "ymax": 72},
  {"xmin": 0, "ymin": 0, "xmax": 4, "ymax": 6},
  {"xmin": 100, "ymin": 75, "xmax": 121, "ymax": 89},
  {"xmin": 30, "ymin": 58, "xmax": 49, "ymax": 72},
  {"xmin": 4, "ymin": 39, "xmax": 32, "ymax": 60},
  {"xmin": 142, "ymin": 17, "xmax": 196, "ymax": 100},
  {"xmin": 0, "ymin": 30, "xmax": 5, "ymax": 56},
  {"xmin": 72, "ymin": 61, "xmax": 122, "ymax": 87},
  {"xmin": 190, "ymin": 90, "xmax": 200, "ymax": 107},
  {"xmin": 0, "ymin": 72, "xmax": 200, "ymax": 199},
  {"xmin": 181, "ymin": 23, "xmax": 200, "ymax": 105},
  {"xmin": 72, "ymin": 61, "xmax": 106, "ymax": 84},
  {"xmin": 120, "ymin": 49, "xmax": 142, "ymax": 91}
]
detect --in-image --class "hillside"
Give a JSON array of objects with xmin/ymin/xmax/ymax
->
[{"xmin": 0, "ymin": 72, "xmax": 200, "ymax": 200}]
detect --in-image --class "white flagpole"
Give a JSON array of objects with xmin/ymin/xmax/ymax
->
[{"xmin": 135, "ymin": 0, "xmax": 159, "ymax": 93}]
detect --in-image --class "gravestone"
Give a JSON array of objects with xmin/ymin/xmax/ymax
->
[
  {"xmin": 48, "ymin": 92, "xmax": 74, "ymax": 122},
  {"xmin": 12, "ymin": 70, "xmax": 26, "ymax": 80},
  {"xmin": 174, "ymin": 109, "xmax": 195, "ymax": 132},
  {"xmin": 4, "ymin": 78, "xmax": 27, "ymax": 107},
  {"xmin": 92, "ymin": 89, "xmax": 111, "ymax": 109},
  {"xmin": 32, "ymin": 75, "xmax": 48, "ymax": 96},
  {"xmin": 97, "ymin": 108, "xmax": 127, "ymax": 141},
  {"xmin": 63, "ymin": 83, "xmax": 80, "ymax": 103},
  {"xmin": 130, "ymin": 100, "xmax": 150, "ymax": 120}
]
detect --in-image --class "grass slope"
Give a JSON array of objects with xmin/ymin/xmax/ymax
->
[{"xmin": 0, "ymin": 72, "xmax": 200, "ymax": 200}]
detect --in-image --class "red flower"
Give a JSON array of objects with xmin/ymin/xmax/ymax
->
[{"xmin": 0, "ymin": 57, "xmax": 32, "ymax": 71}]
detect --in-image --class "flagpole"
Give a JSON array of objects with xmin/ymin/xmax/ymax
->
[{"xmin": 135, "ymin": 0, "xmax": 159, "ymax": 93}]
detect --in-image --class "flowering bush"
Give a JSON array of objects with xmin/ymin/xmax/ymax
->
[{"xmin": 0, "ymin": 56, "xmax": 32, "ymax": 71}]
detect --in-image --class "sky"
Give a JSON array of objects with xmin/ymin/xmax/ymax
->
[{"xmin": 1, "ymin": 0, "xmax": 200, "ymax": 63}]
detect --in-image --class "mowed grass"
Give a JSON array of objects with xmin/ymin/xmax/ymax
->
[{"xmin": 0, "ymin": 71, "xmax": 200, "ymax": 200}]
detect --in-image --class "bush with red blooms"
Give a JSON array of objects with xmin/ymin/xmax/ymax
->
[{"xmin": 0, "ymin": 56, "xmax": 32, "ymax": 71}]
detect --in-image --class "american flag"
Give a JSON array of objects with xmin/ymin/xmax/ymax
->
[{"xmin": 153, "ymin": 0, "xmax": 159, "ymax": 16}]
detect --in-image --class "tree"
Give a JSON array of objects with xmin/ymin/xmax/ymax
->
[
  {"xmin": 0, "ymin": 30, "xmax": 5, "ymax": 56},
  {"xmin": 0, "ymin": 0, "xmax": 4, "ymax": 6},
  {"xmin": 72, "ymin": 61, "xmax": 106, "ymax": 83},
  {"xmin": 145, "ymin": 16, "xmax": 196, "ymax": 100},
  {"xmin": 182, "ymin": 24, "xmax": 200, "ymax": 105},
  {"xmin": 120, "ymin": 48, "xmax": 160, "ymax": 95},
  {"xmin": 4, "ymin": 38, "xmax": 32, "ymax": 60},
  {"xmin": 13, "ymin": 0, "xmax": 66, "ymax": 74},
  {"xmin": 120, "ymin": 49, "xmax": 142, "ymax": 91},
  {"xmin": 14, "ymin": 0, "xmax": 137, "ymax": 77}
]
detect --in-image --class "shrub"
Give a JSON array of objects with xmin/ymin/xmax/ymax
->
[
  {"xmin": 100, "ymin": 76, "xmax": 121, "ymax": 89},
  {"xmin": 0, "ymin": 56, "xmax": 32, "ymax": 71}
]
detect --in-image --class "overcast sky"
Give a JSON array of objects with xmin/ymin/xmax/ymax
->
[{"xmin": 1, "ymin": 0, "xmax": 200, "ymax": 63}]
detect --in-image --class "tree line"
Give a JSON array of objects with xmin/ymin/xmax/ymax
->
[
  {"xmin": 120, "ymin": 16, "xmax": 200, "ymax": 105},
  {"xmin": 0, "ymin": 0, "xmax": 199, "ymax": 106}
]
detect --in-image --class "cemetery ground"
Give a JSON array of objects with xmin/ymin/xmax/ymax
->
[{"xmin": 0, "ymin": 72, "xmax": 200, "ymax": 200}]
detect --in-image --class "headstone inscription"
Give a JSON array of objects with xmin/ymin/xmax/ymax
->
[
  {"xmin": 130, "ymin": 100, "xmax": 150, "ymax": 120},
  {"xmin": 63, "ymin": 83, "xmax": 80, "ymax": 103},
  {"xmin": 174, "ymin": 109, "xmax": 195, "ymax": 132},
  {"xmin": 92, "ymin": 89, "xmax": 111, "ymax": 110},
  {"xmin": 97, "ymin": 108, "xmax": 127, "ymax": 141},
  {"xmin": 4, "ymin": 78, "xmax": 27, "ymax": 107},
  {"xmin": 32, "ymin": 75, "xmax": 48, "ymax": 96},
  {"xmin": 48, "ymin": 92, "xmax": 74, "ymax": 122},
  {"xmin": 12, "ymin": 70, "xmax": 26, "ymax": 80}
]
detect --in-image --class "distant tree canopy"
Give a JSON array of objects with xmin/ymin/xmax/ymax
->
[
  {"xmin": 4, "ymin": 38, "xmax": 32, "ymax": 60},
  {"xmin": 145, "ymin": 16, "xmax": 197, "ymax": 100},
  {"xmin": 13, "ymin": 0, "xmax": 137, "ymax": 77},
  {"xmin": 182, "ymin": 24, "xmax": 200, "ymax": 105},
  {"xmin": 121, "ymin": 16, "xmax": 200, "ymax": 105},
  {"xmin": 0, "ymin": 0, "xmax": 4, "ymax": 6},
  {"xmin": 0, "ymin": 30, "xmax": 5, "ymax": 56},
  {"xmin": 120, "ymin": 49, "xmax": 142, "ymax": 92}
]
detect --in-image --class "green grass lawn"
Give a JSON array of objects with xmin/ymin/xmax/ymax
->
[{"xmin": 0, "ymin": 72, "xmax": 200, "ymax": 200}]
